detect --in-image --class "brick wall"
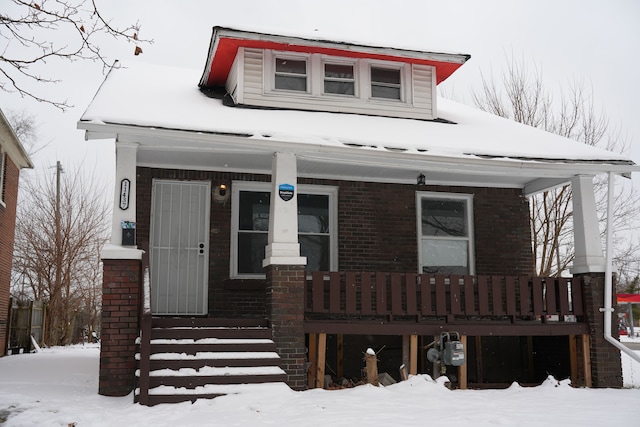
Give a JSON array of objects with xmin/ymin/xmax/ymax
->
[
  {"xmin": 135, "ymin": 168, "xmax": 534, "ymax": 319},
  {"xmin": 579, "ymin": 273, "xmax": 623, "ymax": 387},
  {"xmin": 314, "ymin": 179, "xmax": 533, "ymax": 276},
  {"xmin": 265, "ymin": 264, "xmax": 307, "ymax": 390},
  {"xmin": 99, "ymin": 259, "xmax": 141, "ymax": 396},
  {"xmin": 0, "ymin": 157, "xmax": 20, "ymax": 356}
]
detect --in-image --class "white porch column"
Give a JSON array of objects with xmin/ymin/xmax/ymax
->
[
  {"xmin": 263, "ymin": 152, "xmax": 306, "ymax": 267},
  {"xmin": 570, "ymin": 175, "xmax": 605, "ymax": 274},
  {"xmin": 110, "ymin": 141, "xmax": 138, "ymax": 247}
]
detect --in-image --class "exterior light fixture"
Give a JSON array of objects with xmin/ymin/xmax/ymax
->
[
  {"xmin": 219, "ymin": 184, "xmax": 227, "ymax": 196},
  {"xmin": 417, "ymin": 173, "xmax": 426, "ymax": 185}
]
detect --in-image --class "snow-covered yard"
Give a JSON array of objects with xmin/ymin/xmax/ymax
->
[{"xmin": 1, "ymin": 339, "xmax": 639, "ymax": 427}]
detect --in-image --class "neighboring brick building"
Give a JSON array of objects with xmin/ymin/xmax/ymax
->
[
  {"xmin": 78, "ymin": 27, "xmax": 638, "ymax": 403},
  {"xmin": 0, "ymin": 109, "xmax": 33, "ymax": 356}
]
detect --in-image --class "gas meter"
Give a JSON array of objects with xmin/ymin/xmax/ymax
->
[{"xmin": 426, "ymin": 331, "xmax": 465, "ymax": 367}]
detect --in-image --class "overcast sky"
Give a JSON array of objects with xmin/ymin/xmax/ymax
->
[{"xmin": 2, "ymin": 0, "xmax": 639, "ymax": 194}]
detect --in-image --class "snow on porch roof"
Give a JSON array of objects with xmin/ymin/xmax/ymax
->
[
  {"xmin": 79, "ymin": 61, "xmax": 636, "ymax": 171},
  {"xmin": 198, "ymin": 26, "xmax": 471, "ymax": 87}
]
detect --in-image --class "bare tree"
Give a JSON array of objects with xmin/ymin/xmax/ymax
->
[
  {"xmin": 4, "ymin": 109, "xmax": 52, "ymax": 159},
  {"xmin": 1, "ymin": 0, "xmax": 150, "ymax": 110},
  {"xmin": 472, "ymin": 55, "xmax": 639, "ymax": 278},
  {"xmin": 12, "ymin": 163, "xmax": 110, "ymax": 345}
]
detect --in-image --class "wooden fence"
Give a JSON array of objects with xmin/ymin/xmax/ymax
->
[
  {"xmin": 7, "ymin": 299, "xmax": 46, "ymax": 354},
  {"xmin": 306, "ymin": 272, "xmax": 584, "ymax": 321}
]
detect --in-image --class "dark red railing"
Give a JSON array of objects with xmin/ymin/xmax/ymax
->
[
  {"xmin": 138, "ymin": 267, "xmax": 152, "ymax": 405},
  {"xmin": 305, "ymin": 272, "xmax": 584, "ymax": 320}
]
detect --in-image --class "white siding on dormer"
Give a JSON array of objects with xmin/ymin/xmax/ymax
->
[
  {"xmin": 412, "ymin": 64, "xmax": 434, "ymax": 118},
  {"xmin": 243, "ymin": 48, "xmax": 263, "ymax": 98},
  {"xmin": 226, "ymin": 48, "xmax": 241, "ymax": 103},
  {"xmin": 226, "ymin": 48, "xmax": 437, "ymax": 120}
]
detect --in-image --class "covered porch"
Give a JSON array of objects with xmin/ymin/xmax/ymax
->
[{"xmin": 304, "ymin": 271, "xmax": 592, "ymax": 389}]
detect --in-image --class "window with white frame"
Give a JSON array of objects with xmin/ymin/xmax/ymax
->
[
  {"xmin": 232, "ymin": 182, "xmax": 337, "ymax": 277},
  {"xmin": 417, "ymin": 192, "xmax": 474, "ymax": 275},
  {"xmin": 264, "ymin": 51, "xmax": 412, "ymax": 105},
  {"xmin": 370, "ymin": 66, "xmax": 402, "ymax": 100},
  {"xmin": 274, "ymin": 57, "xmax": 308, "ymax": 92},
  {"xmin": 323, "ymin": 62, "xmax": 355, "ymax": 96}
]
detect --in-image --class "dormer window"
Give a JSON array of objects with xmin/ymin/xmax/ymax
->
[
  {"xmin": 324, "ymin": 62, "xmax": 355, "ymax": 96},
  {"xmin": 274, "ymin": 57, "xmax": 307, "ymax": 92},
  {"xmin": 248, "ymin": 49, "xmax": 432, "ymax": 119},
  {"xmin": 370, "ymin": 66, "xmax": 402, "ymax": 100}
]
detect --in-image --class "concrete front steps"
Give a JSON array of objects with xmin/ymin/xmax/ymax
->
[{"xmin": 136, "ymin": 317, "xmax": 287, "ymax": 406}]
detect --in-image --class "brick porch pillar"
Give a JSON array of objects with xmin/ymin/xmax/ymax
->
[
  {"xmin": 99, "ymin": 258, "xmax": 142, "ymax": 396},
  {"xmin": 577, "ymin": 273, "xmax": 623, "ymax": 388},
  {"xmin": 263, "ymin": 152, "xmax": 307, "ymax": 390},
  {"xmin": 265, "ymin": 264, "xmax": 307, "ymax": 390},
  {"xmin": 570, "ymin": 176, "xmax": 622, "ymax": 388}
]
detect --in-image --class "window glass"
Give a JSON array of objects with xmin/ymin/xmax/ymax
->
[
  {"xmin": 300, "ymin": 235, "xmax": 330, "ymax": 271},
  {"xmin": 275, "ymin": 58, "xmax": 307, "ymax": 91},
  {"xmin": 298, "ymin": 194, "xmax": 329, "ymax": 233},
  {"xmin": 371, "ymin": 67, "xmax": 401, "ymax": 100},
  {"xmin": 237, "ymin": 232, "xmax": 268, "ymax": 274},
  {"xmin": 421, "ymin": 240, "xmax": 468, "ymax": 275},
  {"xmin": 419, "ymin": 195, "xmax": 472, "ymax": 275},
  {"xmin": 324, "ymin": 63, "xmax": 355, "ymax": 95},
  {"xmin": 421, "ymin": 199, "xmax": 467, "ymax": 237},
  {"xmin": 238, "ymin": 191, "xmax": 270, "ymax": 231},
  {"xmin": 236, "ymin": 189, "xmax": 332, "ymax": 275}
]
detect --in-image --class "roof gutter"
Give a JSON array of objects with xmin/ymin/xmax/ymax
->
[{"xmin": 602, "ymin": 172, "xmax": 640, "ymax": 365}]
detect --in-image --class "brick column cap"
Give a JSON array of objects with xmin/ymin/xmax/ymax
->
[{"xmin": 101, "ymin": 243, "xmax": 144, "ymax": 260}]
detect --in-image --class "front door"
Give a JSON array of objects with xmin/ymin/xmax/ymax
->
[{"xmin": 149, "ymin": 180, "xmax": 210, "ymax": 315}]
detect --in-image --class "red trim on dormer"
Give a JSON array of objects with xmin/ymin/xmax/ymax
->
[{"xmin": 204, "ymin": 37, "xmax": 464, "ymax": 87}]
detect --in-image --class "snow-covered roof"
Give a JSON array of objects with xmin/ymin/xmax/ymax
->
[
  {"xmin": 199, "ymin": 26, "xmax": 470, "ymax": 87},
  {"xmin": 0, "ymin": 108, "xmax": 33, "ymax": 169},
  {"xmin": 78, "ymin": 61, "xmax": 638, "ymax": 192},
  {"xmin": 208, "ymin": 24, "xmax": 470, "ymax": 58}
]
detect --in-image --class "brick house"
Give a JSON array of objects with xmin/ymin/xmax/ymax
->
[
  {"xmin": 0, "ymin": 109, "xmax": 33, "ymax": 356},
  {"xmin": 78, "ymin": 27, "xmax": 639, "ymax": 405}
]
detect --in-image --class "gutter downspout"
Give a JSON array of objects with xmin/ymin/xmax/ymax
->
[{"xmin": 601, "ymin": 172, "xmax": 640, "ymax": 364}]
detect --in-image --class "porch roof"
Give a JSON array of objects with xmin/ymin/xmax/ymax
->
[{"xmin": 78, "ymin": 61, "xmax": 638, "ymax": 194}]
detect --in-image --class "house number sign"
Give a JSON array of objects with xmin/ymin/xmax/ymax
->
[
  {"xmin": 278, "ymin": 183, "xmax": 294, "ymax": 201},
  {"xmin": 119, "ymin": 179, "xmax": 131, "ymax": 210}
]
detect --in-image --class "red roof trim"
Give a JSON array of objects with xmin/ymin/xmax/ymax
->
[{"xmin": 204, "ymin": 37, "xmax": 465, "ymax": 87}]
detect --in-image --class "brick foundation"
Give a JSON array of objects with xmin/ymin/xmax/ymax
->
[
  {"xmin": 265, "ymin": 264, "xmax": 307, "ymax": 390},
  {"xmin": 578, "ymin": 273, "xmax": 623, "ymax": 388},
  {"xmin": 99, "ymin": 259, "xmax": 142, "ymax": 396}
]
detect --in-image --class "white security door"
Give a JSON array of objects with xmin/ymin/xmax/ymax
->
[{"xmin": 150, "ymin": 180, "xmax": 210, "ymax": 315}]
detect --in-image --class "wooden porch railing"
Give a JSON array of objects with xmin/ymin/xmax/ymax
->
[
  {"xmin": 305, "ymin": 272, "xmax": 584, "ymax": 323},
  {"xmin": 137, "ymin": 267, "xmax": 152, "ymax": 406}
]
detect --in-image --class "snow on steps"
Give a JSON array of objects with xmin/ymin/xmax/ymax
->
[{"xmin": 135, "ymin": 318, "xmax": 287, "ymax": 406}]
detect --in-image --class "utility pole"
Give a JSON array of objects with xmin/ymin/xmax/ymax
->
[
  {"xmin": 56, "ymin": 161, "xmax": 61, "ymax": 248},
  {"xmin": 51, "ymin": 161, "xmax": 63, "ymax": 345}
]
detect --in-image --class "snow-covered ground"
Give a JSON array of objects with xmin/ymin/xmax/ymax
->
[{"xmin": 1, "ymin": 339, "xmax": 639, "ymax": 427}]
